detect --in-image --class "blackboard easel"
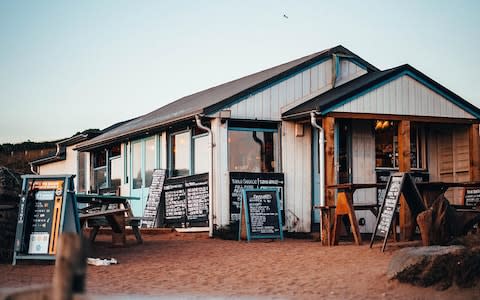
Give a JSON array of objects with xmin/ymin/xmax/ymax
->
[
  {"xmin": 13, "ymin": 175, "xmax": 80, "ymax": 265},
  {"xmin": 369, "ymin": 172, "xmax": 425, "ymax": 251},
  {"xmin": 239, "ymin": 188, "xmax": 283, "ymax": 241}
]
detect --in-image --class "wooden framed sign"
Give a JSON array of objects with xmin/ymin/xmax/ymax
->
[
  {"xmin": 239, "ymin": 188, "xmax": 283, "ymax": 241},
  {"xmin": 13, "ymin": 175, "xmax": 79, "ymax": 265}
]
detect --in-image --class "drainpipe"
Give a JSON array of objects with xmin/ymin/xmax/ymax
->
[
  {"xmin": 195, "ymin": 114, "xmax": 215, "ymax": 237},
  {"xmin": 310, "ymin": 111, "xmax": 325, "ymax": 241}
]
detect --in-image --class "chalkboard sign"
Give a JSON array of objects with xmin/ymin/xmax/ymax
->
[
  {"xmin": 141, "ymin": 169, "xmax": 166, "ymax": 228},
  {"xmin": 464, "ymin": 188, "xmax": 480, "ymax": 208},
  {"xmin": 185, "ymin": 174, "xmax": 209, "ymax": 222},
  {"xmin": 239, "ymin": 188, "xmax": 283, "ymax": 241},
  {"xmin": 370, "ymin": 172, "xmax": 425, "ymax": 252},
  {"xmin": 163, "ymin": 173, "xmax": 209, "ymax": 227},
  {"xmin": 164, "ymin": 177, "xmax": 187, "ymax": 224},
  {"xmin": 230, "ymin": 172, "xmax": 284, "ymax": 222},
  {"xmin": 13, "ymin": 175, "xmax": 80, "ymax": 265}
]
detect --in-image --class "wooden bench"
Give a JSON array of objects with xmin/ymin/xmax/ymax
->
[{"xmin": 86, "ymin": 215, "xmax": 143, "ymax": 244}]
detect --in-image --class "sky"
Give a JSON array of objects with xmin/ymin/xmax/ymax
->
[{"xmin": 0, "ymin": 0, "xmax": 479, "ymax": 143}]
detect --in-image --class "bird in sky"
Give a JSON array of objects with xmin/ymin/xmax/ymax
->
[{"xmin": 283, "ymin": 14, "xmax": 288, "ymax": 19}]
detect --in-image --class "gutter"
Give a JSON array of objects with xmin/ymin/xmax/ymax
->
[
  {"xmin": 310, "ymin": 111, "xmax": 325, "ymax": 242},
  {"xmin": 195, "ymin": 114, "xmax": 215, "ymax": 237}
]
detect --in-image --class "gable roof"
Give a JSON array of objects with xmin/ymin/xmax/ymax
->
[
  {"xmin": 76, "ymin": 45, "xmax": 378, "ymax": 151},
  {"xmin": 282, "ymin": 64, "xmax": 480, "ymax": 120}
]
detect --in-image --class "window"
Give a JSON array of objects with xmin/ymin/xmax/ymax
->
[
  {"xmin": 169, "ymin": 125, "xmax": 210, "ymax": 177},
  {"xmin": 109, "ymin": 144, "xmax": 122, "ymax": 190},
  {"xmin": 228, "ymin": 126, "xmax": 279, "ymax": 173},
  {"xmin": 193, "ymin": 134, "xmax": 209, "ymax": 174},
  {"xmin": 92, "ymin": 144, "xmax": 123, "ymax": 192},
  {"xmin": 171, "ymin": 131, "xmax": 191, "ymax": 177},
  {"xmin": 77, "ymin": 152, "xmax": 88, "ymax": 192},
  {"xmin": 93, "ymin": 149, "xmax": 107, "ymax": 191},
  {"xmin": 374, "ymin": 120, "xmax": 424, "ymax": 169}
]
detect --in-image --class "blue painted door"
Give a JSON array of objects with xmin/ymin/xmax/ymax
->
[{"xmin": 130, "ymin": 137, "xmax": 157, "ymax": 217}]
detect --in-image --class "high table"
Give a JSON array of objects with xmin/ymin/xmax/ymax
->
[
  {"xmin": 321, "ymin": 183, "xmax": 385, "ymax": 246},
  {"xmin": 76, "ymin": 194, "xmax": 142, "ymax": 246}
]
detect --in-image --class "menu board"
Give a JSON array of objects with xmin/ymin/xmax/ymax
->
[
  {"xmin": 185, "ymin": 174, "xmax": 209, "ymax": 222},
  {"xmin": 464, "ymin": 188, "xmax": 480, "ymax": 208},
  {"xmin": 375, "ymin": 175, "xmax": 403, "ymax": 237},
  {"xmin": 13, "ymin": 175, "xmax": 79, "ymax": 264},
  {"xmin": 164, "ymin": 177, "xmax": 187, "ymax": 223},
  {"xmin": 241, "ymin": 188, "xmax": 283, "ymax": 241},
  {"xmin": 141, "ymin": 169, "xmax": 166, "ymax": 228},
  {"xmin": 163, "ymin": 173, "xmax": 209, "ymax": 226},
  {"xmin": 230, "ymin": 172, "xmax": 284, "ymax": 222}
]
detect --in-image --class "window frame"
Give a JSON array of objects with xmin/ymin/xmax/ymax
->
[
  {"xmin": 227, "ymin": 123, "xmax": 281, "ymax": 173},
  {"xmin": 374, "ymin": 121, "xmax": 427, "ymax": 171}
]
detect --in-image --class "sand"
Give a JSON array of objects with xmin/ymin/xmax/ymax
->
[{"xmin": 1, "ymin": 232, "xmax": 479, "ymax": 299}]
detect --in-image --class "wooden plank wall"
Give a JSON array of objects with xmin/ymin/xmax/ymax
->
[
  {"xmin": 281, "ymin": 121, "xmax": 312, "ymax": 232},
  {"xmin": 428, "ymin": 125, "xmax": 470, "ymax": 204},
  {"xmin": 333, "ymin": 75, "xmax": 475, "ymax": 120},
  {"xmin": 350, "ymin": 120, "xmax": 376, "ymax": 233},
  {"xmin": 227, "ymin": 59, "xmax": 366, "ymax": 120}
]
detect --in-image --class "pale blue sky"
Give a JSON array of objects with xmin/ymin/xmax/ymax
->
[{"xmin": 1, "ymin": 0, "xmax": 479, "ymax": 143}]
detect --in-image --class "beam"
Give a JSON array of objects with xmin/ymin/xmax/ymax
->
[
  {"xmin": 398, "ymin": 120, "xmax": 413, "ymax": 241},
  {"xmin": 469, "ymin": 124, "xmax": 480, "ymax": 181}
]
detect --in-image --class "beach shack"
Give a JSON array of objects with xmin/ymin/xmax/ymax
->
[{"xmin": 74, "ymin": 45, "xmax": 480, "ymax": 240}]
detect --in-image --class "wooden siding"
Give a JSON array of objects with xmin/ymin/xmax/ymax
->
[
  {"xmin": 333, "ymin": 75, "xmax": 475, "ymax": 119},
  {"xmin": 227, "ymin": 59, "xmax": 366, "ymax": 120},
  {"xmin": 427, "ymin": 125, "xmax": 470, "ymax": 203},
  {"xmin": 350, "ymin": 120, "xmax": 377, "ymax": 233},
  {"xmin": 335, "ymin": 59, "xmax": 367, "ymax": 87},
  {"xmin": 281, "ymin": 121, "xmax": 312, "ymax": 232}
]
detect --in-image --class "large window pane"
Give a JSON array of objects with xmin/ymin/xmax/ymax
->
[
  {"xmin": 375, "ymin": 120, "xmax": 397, "ymax": 168},
  {"xmin": 172, "ymin": 131, "xmax": 191, "ymax": 176},
  {"xmin": 194, "ymin": 135, "xmax": 209, "ymax": 174},
  {"xmin": 228, "ymin": 129, "xmax": 278, "ymax": 173},
  {"xmin": 77, "ymin": 152, "xmax": 87, "ymax": 192},
  {"xmin": 145, "ymin": 138, "xmax": 155, "ymax": 187},
  {"xmin": 132, "ymin": 142, "xmax": 142, "ymax": 189},
  {"xmin": 110, "ymin": 157, "xmax": 123, "ymax": 190},
  {"xmin": 93, "ymin": 167, "xmax": 107, "ymax": 191}
]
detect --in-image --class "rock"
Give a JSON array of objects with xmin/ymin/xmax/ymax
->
[{"xmin": 387, "ymin": 246, "xmax": 467, "ymax": 289}]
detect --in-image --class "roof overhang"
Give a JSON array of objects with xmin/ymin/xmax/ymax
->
[{"xmin": 282, "ymin": 64, "xmax": 480, "ymax": 122}]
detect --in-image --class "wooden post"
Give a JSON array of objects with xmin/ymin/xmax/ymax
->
[
  {"xmin": 469, "ymin": 124, "xmax": 480, "ymax": 181},
  {"xmin": 52, "ymin": 233, "xmax": 86, "ymax": 300},
  {"xmin": 322, "ymin": 117, "xmax": 335, "ymax": 245},
  {"xmin": 398, "ymin": 120, "xmax": 412, "ymax": 241}
]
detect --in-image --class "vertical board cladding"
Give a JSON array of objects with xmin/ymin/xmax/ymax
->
[
  {"xmin": 333, "ymin": 75, "xmax": 476, "ymax": 119},
  {"xmin": 428, "ymin": 125, "xmax": 471, "ymax": 204},
  {"xmin": 211, "ymin": 118, "xmax": 230, "ymax": 227},
  {"xmin": 227, "ymin": 59, "xmax": 366, "ymax": 121},
  {"xmin": 335, "ymin": 59, "xmax": 367, "ymax": 87},
  {"xmin": 351, "ymin": 120, "xmax": 376, "ymax": 233},
  {"xmin": 281, "ymin": 121, "xmax": 312, "ymax": 232}
]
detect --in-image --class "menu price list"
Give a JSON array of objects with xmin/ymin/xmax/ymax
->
[
  {"xmin": 376, "ymin": 176, "xmax": 402, "ymax": 237},
  {"xmin": 230, "ymin": 172, "xmax": 284, "ymax": 222},
  {"xmin": 142, "ymin": 169, "xmax": 166, "ymax": 228},
  {"xmin": 246, "ymin": 190, "xmax": 280, "ymax": 236}
]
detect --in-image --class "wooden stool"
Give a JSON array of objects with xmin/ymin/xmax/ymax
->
[{"xmin": 332, "ymin": 192, "xmax": 362, "ymax": 245}]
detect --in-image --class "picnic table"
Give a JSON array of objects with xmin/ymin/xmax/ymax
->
[{"xmin": 76, "ymin": 194, "xmax": 143, "ymax": 246}]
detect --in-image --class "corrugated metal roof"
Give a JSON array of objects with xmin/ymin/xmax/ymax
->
[
  {"xmin": 76, "ymin": 45, "xmax": 378, "ymax": 151},
  {"xmin": 282, "ymin": 64, "xmax": 480, "ymax": 120}
]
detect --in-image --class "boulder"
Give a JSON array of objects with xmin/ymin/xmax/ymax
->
[{"xmin": 388, "ymin": 245, "xmax": 480, "ymax": 289}]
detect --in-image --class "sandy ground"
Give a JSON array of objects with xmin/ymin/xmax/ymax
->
[{"xmin": 1, "ymin": 232, "xmax": 479, "ymax": 299}]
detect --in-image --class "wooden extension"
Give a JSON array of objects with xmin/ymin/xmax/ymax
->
[{"xmin": 332, "ymin": 192, "xmax": 362, "ymax": 245}]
